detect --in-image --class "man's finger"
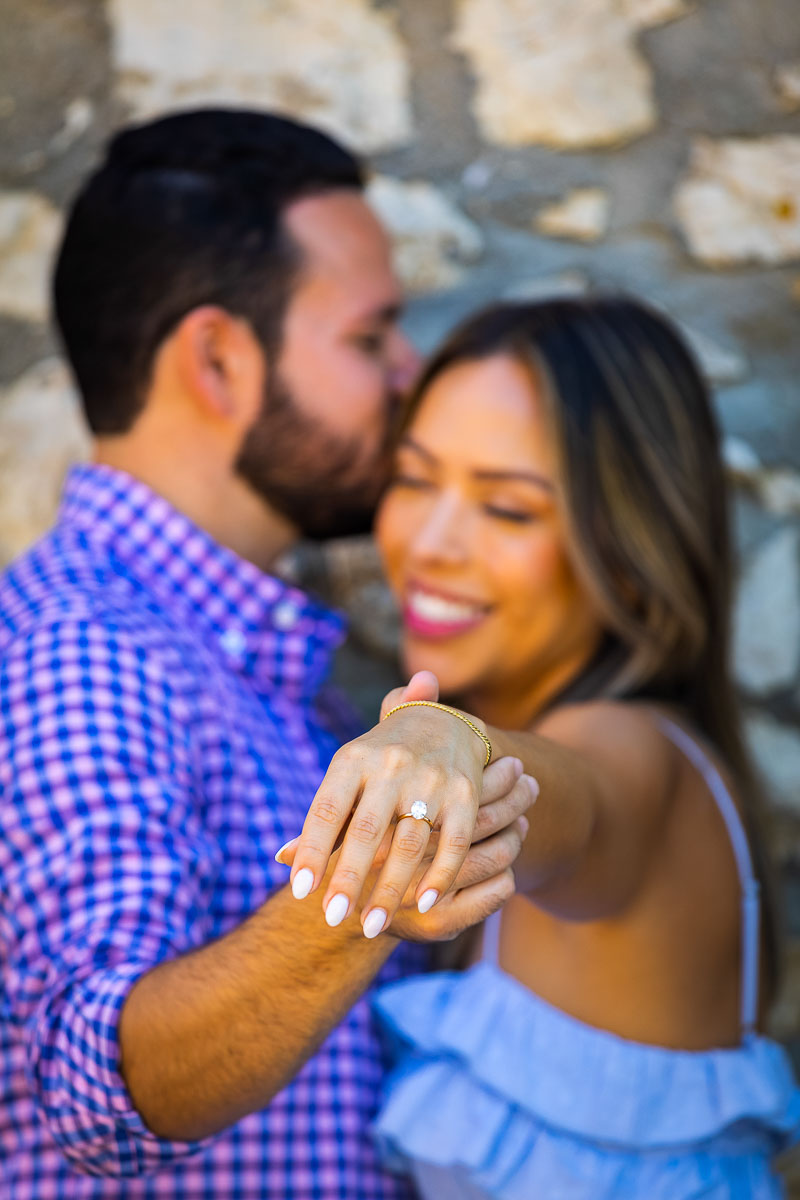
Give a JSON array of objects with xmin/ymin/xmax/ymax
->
[
  {"xmin": 473, "ymin": 774, "xmax": 537, "ymax": 842},
  {"xmin": 479, "ymin": 756, "xmax": 526, "ymax": 806},
  {"xmin": 406, "ymin": 868, "xmax": 516, "ymax": 943},
  {"xmin": 453, "ymin": 817, "xmax": 527, "ymax": 891}
]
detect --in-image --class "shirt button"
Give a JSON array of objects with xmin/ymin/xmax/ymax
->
[
  {"xmin": 219, "ymin": 628, "xmax": 247, "ymax": 658},
  {"xmin": 272, "ymin": 600, "xmax": 300, "ymax": 632}
]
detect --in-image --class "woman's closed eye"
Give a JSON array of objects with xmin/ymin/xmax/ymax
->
[
  {"xmin": 483, "ymin": 504, "xmax": 536, "ymax": 524},
  {"xmin": 389, "ymin": 473, "xmax": 433, "ymax": 491}
]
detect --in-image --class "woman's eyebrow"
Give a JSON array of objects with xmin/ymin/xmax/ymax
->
[
  {"xmin": 472, "ymin": 468, "xmax": 554, "ymax": 492},
  {"xmin": 399, "ymin": 436, "xmax": 553, "ymax": 491},
  {"xmin": 398, "ymin": 436, "xmax": 438, "ymax": 464}
]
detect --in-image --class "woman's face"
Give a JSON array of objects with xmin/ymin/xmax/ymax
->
[{"xmin": 376, "ymin": 353, "xmax": 603, "ymax": 726}]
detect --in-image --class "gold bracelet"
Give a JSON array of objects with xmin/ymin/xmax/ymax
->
[{"xmin": 382, "ymin": 700, "xmax": 492, "ymax": 767}]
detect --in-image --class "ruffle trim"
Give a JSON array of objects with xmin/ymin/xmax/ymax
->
[{"xmin": 373, "ymin": 964, "xmax": 800, "ymax": 1153}]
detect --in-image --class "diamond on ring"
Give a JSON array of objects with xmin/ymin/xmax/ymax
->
[{"xmin": 409, "ymin": 800, "xmax": 429, "ymax": 821}]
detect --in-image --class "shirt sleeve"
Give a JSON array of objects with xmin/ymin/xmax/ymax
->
[{"xmin": 0, "ymin": 614, "xmax": 221, "ymax": 1176}]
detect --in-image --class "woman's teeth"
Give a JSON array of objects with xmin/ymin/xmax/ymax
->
[{"xmin": 406, "ymin": 589, "xmax": 485, "ymax": 625}]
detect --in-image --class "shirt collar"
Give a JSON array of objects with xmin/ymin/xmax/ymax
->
[{"xmin": 59, "ymin": 463, "xmax": 346, "ymax": 702}]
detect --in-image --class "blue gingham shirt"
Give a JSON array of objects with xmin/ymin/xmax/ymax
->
[{"xmin": 0, "ymin": 463, "xmax": 424, "ymax": 1198}]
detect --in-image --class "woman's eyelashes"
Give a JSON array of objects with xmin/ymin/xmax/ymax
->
[
  {"xmin": 389, "ymin": 475, "xmax": 537, "ymax": 524},
  {"xmin": 389, "ymin": 473, "xmax": 432, "ymax": 490},
  {"xmin": 483, "ymin": 505, "xmax": 536, "ymax": 524}
]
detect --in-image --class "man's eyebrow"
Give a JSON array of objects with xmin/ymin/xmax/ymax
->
[
  {"xmin": 368, "ymin": 302, "xmax": 404, "ymax": 325},
  {"xmin": 399, "ymin": 438, "xmax": 554, "ymax": 492}
]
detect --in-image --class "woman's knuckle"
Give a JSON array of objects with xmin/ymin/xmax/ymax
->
[
  {"xmin": 332, "ymin": 742, "xmax": 358, "ymax": 768},
  {"xmin": 377, "ymin": 879, "xmax": 402, "ymax": 903},
  {"xmin": 419, "ymin": 764, "xmax": 444, "ymax": 792},
  {"xmin": 350, "ymin": 812, "xmax": 382, "ymax": 842},
  {"xmin": 455, "ymin": 772, "xmax": 478, "ymax": 802},
  {"xmin": 394, "ymin": 830, "xmax": 424, "ymax": 859},
  {"xmin": 313, "ymin": 798, "xmax": 342, "ymax": 827},
  {"xmin": 384, "ymin": 743, "xmax": 413, "ymax": 774},
  {"xmin": 444, "ymin": 831, "xmax": 471, "ymax": 856},
  {"xmin": 333, "ymin": 864, "xmax": 363, "ymax": 888}
]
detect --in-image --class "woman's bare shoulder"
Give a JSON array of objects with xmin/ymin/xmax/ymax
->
[{"xmin": 533, "ymin": 698, "xmax": 678, "ymax": 774}]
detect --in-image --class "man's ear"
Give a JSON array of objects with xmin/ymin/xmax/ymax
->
[{"xmin": 172, "ymin": 305, "xmax": 265, "ymax": 427}]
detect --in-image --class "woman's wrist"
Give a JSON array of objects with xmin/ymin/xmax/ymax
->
[{"xmin": 381, "ymin": 699, "xmax": 492, "ymax": 768}]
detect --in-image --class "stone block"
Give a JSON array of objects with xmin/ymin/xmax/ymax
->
[
  {"xmin": 747, "ymin": 712, "xmax": 800, "ymax": 815},
  {"xmin": 450, "ymin": 0, "xmax": 680, "ymax": 148},
  {"xmin": 734, "ymin": 528, "xmax": 800, "ymax": 695},
  {"xmin": 774, "ymin": 63, "xmax": 800, "ymax": 110},
  {"xmin": 674, "ymin": 136, "xmax": 800, "ymax": 266},
  {"xmin": 109, "ymin": 0, "xmax": 413, "ymax": 153},
  {"xmin": 0, "ymin": 359, "xmax": 89, "ymax": 566},
  {"xmin": 0, "ymin": 191, "xmax": 62, "ymax": 324},
  {"xmin": 620, "ymin": 0, "xmax": 690, "ymax": 25},
  {"xmin": 723, "ymin": 436, "xmax": 761, "ymax": 485},
  {"xmin": 367, "ymin": 175, "xmax": 484, "ymax": 293},
  {"xmin": 535, "ymin": 187, "xmax": 611, "ymax": 242}
]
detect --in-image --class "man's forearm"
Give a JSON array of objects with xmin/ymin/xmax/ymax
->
[
  {"xmin": 118, "ymin": 756, "xmax": 530, "ymax": 1142},
  {"xmin": 119, "ymin": 883, "xmax": 394, "ymax": 1141}
]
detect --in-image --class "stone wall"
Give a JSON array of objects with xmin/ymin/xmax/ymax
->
[{"xmin": 2, "ymin": 0, "xmax": 800, "ymax": 1076}]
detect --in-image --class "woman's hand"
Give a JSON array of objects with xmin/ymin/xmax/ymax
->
[
  {"xmin": 277, "ymin": 751, "xmax": 534, "ymax": 942},
  {"xmin": 284, "ymin": 673, "xmax": 534, "ymax": 937}
]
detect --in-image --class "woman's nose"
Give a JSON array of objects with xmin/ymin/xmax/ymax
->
[{"xmin": 410, "ymin": 493, "xmax": 470, "ymax": 564}]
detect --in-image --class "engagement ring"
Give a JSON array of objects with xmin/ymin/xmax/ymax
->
[{"xmin": 398, "ymin": 800, "xmax": 434, "ymax": 831}]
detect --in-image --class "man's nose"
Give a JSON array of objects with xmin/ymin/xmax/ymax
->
[{"xmin": 389, "ymin": 330, "xmax": 422, "ymax": 395}]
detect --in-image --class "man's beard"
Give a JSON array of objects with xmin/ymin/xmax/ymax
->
[{"xmin": 234, "ymin": 369, "xmax": 394, "ymax": 541}]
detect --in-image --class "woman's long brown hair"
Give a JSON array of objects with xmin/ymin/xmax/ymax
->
[{"xmin": 401, "ymin": 295, "xmax": 780, "ymax": 994}]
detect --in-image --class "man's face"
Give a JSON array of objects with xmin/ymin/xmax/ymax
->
[{"xmin": 236, "ymin": 190, "xmax": 421, "ymax": 540}]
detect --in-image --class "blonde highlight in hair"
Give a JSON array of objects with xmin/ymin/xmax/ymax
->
[{"xmin": 404, "ymin": 294, "xmax": 780, "ymax": 990}]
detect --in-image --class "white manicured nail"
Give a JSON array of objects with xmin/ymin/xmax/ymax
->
[
  {"xmin": 325, "ymin": 893, "xmax": 350, "ymax": 928},
  {"xmin": 363, "ymin": 908, "xmax": 387, "ymax": 939},
  {"xmin": 291, "ymin": 868, "xmax": 314, "ymax": 900},
  {"xmin": 275, "ymin": 837, "xmax": 298, "ymax": 864},
  {"xmin": 417, "ymin": 889, "xmax": 439, "ymax": 914}
]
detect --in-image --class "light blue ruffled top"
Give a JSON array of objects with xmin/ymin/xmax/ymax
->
[{"xmin": 373, "ymin": 718, "xmax": 800, "ymax": 1199}]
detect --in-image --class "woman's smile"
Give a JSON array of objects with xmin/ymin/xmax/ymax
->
[{"xmin": 403, "ymin": 579, "xmax": 491, "ymax": 639}]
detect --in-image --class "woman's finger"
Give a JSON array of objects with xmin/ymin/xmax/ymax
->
[
  {"xmin": 379, "ymin": 670, "xmax": 439, "ymax": 720},
  {"xmin": 288, "ymin": 747, "xmax": 365, "ymax": 900},
  {"xmin": 406, "ymin": 772, "xmax": 479, "ymax": 916},
  {"xmin": 319, "ymin": 783, "xmax": 409, "ymax": 927},
  {"xmin": 274, "ymin": 836, "xmax": 299, "ymax": 866},
  {"xmin": 322, "ymin": 755, "xmax": 446, "ymax": 929},
  {"xmin": 358, "ymin": 813, "xmax": 433, "ymax": 937}
]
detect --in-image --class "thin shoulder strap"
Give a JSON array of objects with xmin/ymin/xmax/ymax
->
[
  {"xmin": 482, "ymin": 909, "xmax": 503, "ymax": 967},
  {"xmin": 656, "ymin": 715, "xmax": 760, "ymax": 1038}
]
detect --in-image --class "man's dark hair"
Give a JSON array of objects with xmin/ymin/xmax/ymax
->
[{"xmin": 53, "ymin": 109, "xmax": 364, "ymax": 434}]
